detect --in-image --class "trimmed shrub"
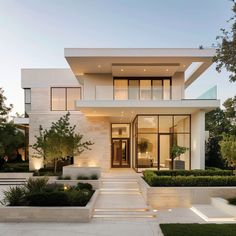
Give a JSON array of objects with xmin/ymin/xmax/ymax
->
[
  {"xmin": 57, "ymin": 175, "xmax": 71, "ymax": 180},
  {"xmin": 77, "ymin": 175, "xmax": 89, "ymax": 180},
  {"xmin": 66, "ymin": 189, "xmax": 94, "ymax": 206},
  {"xmin": 1, "ymin": 186, "xmax": 26, "ymax": 206},
  {"xmin": 144, "ymin": 175, "xmax": 236, "ymax": 187},
  {"xmin": 76, "ymin": 182, "xmax": 93, "ymax": 191},
  {"xmin": 91, "ymin": 174, "xmax": 98, "ymax": 180},
  {"xmin": 25, "ymin": 177, "xmax": 48, "ymax": 193},
  {"xmin": 149, "ymin": 169, "xmax": 233, "ymax": 177},
  {"xmin": 27, "ymin": 191, "xmax": 70, "ymax": 206},
  {"xmin": 228, "ymin": 197, "xmax": 236, "ymax": 205}
]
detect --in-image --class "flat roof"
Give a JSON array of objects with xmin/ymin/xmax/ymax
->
[{"xmin": 65, "ymin": 48, "xmax": 215, "ymax": 87}]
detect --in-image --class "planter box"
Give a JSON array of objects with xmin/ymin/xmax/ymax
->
[
  {"xmin": 62, "ymin": 165, "xmax": 101, "ymax": 179},
  {"xmin": 0, "ymin": 173, "xmax": 33, "ymax": 179},
  {"xmin": 139, "ymin": 177, "xmax": 236, "ymax": 209},
  {"xmin": 0, "ymin": 190, "xmax": 99, "ymax": 223},
  {"xmin": 211, "ymin": 197, "xmax": 236, "ymax": 217}
]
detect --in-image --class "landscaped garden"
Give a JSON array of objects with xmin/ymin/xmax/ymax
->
[
  {"xmin": 1, "ymin": 177, "xmax": 94, "ymax": 207},
  {"xmin": 143, "ymin": 170, "xmax": 236, "ymax": 187},
  {"xmin": 160, "ymin": 224, "xmax": 236, "ymax": 236}
]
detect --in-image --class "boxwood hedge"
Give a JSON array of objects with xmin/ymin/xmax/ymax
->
[
  {"xmin": 151, "ymin": 170, "xmax": 233, "ymax": 177},
  {"xmin": 143, "ymin": 170, "xmax": 236, "ymax": 187}
]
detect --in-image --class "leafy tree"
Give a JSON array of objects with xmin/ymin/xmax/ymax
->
[
  {"xmin": 223, "ymin": 95, "xmax": 236, "ymax": 119},
  {"xmin": 0, "ymin": 88, "xmax": 12, "ymax": 124},
  {"xmin": 205, "ymin": 108, "xmax": 232, "ymax": 136},
  {"xmin": 171, "ymin": 145, "xmax": 188, "ymax": 160},
  {"xmin": 0, "ymin": 123, "xmax": 25, "ymax": 161},
  {"xmin": 205, "ymin": 135, "xmax": 226, "ymax": 169},
  {"xmin": 33, "ymin": 113, "xmax": 94, "ymax": 173},
  {"xmin": 205, "ymin": 107, "xmax": 232, "ymax": 168},
  {"xmin": 219, "ymin": 134, "xmax": 236, "ymax": 170},
  {"xmin": 213, "ymin": 1, "xmax": 236, "ymax": 82}
]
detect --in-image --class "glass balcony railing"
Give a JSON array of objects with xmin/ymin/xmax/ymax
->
[{"xmin": 88, "ymin": 85, "xmax": 218, "ymax": 101}]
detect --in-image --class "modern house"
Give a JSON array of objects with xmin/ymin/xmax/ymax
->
[{"xmin": 21, "ymin": 48, "xmax": 220, "ymax": 172}]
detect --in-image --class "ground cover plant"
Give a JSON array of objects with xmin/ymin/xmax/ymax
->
[
  {"xmin": 160, "ymin": 224, "xmax": 236, "ymax": 236},
  {"xmin": 1, "ymin": 177, "xmax": 94, "ymax": 207}
]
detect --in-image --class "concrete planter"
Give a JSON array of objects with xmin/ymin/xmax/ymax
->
[
  {"xmin": 211, "ymin": 197, "xmax": 236, "ymax": 217},
  {"xmin": 62, "ymin": 165, "xmax": 101, "ymax": 179},
  {"xmin": 139, "ymin": 177, "xmax": 236, "ymax": 209},
  {"xmin": 0, "ymin": 190, "xmax": 99, "ymax": 223},
  {"xmin": 0, "ymin": 173, "xmax": 33, "ymax": 178}
]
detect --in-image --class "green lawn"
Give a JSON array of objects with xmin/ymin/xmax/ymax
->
[{"xmin": 160, "ymin": 224, "xmax": 236, "ymax": 236}]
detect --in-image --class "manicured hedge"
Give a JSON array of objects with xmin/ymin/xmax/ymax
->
[
  {"xmin": 143, "ymin": 170, "xmax": 236, "ymax": 187},
  {"xmin": 152, "ymin": 169, "xmax": 233, "ymax": 177}
]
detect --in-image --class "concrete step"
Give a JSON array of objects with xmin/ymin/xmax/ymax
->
[
  {"xmin": 93, "ymin": 208, "xmax": 156, "ymax": 218},
  {"xmin": 191, "ymin": 205, "xmax": 236, "ymax": 222}
]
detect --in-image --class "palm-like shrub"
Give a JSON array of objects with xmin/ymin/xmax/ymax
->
[
  {"xmin": 1, "ymin": 186, "xmax": 26, "ymax": 206},
  {"xmin": 25, "ymin": 177, "xmax": 48, "ymax": 193}
]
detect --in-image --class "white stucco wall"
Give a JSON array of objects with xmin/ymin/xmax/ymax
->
[
  {"xmin": 191, "ymin": 110, "xmax": 205, "ymax": 169},
  {"xmin": 172, "ymin": 72, "xmax": 184, "ymax": 99}
]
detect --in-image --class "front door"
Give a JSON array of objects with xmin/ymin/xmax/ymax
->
[{"xmin": 112, "ymin": 139, "xmax": 130, "ymax": 167}]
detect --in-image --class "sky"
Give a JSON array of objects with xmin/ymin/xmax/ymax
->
[{"xmin": 0, "ymin": 0, "xmax": 236, "ymax": 115}]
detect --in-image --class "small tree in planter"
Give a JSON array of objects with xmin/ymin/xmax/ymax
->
[
  {"xmin": 170, "ymin": 145, "xmax": 189, "ymax": 170},
  {"xmin": 33, "ymin": 113, "xmax": 94, "ymax": 174}
]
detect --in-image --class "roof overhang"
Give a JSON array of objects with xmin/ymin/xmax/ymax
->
[
  {"xmin": 75, "ymin": 99, "xmax": 220, "ymax": 122},
  {"xmin": 65, "ymin": 48, "xmax": 215, "ymax": 87}
]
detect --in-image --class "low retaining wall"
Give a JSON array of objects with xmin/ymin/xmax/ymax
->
[
  {"xmin": 139, "ymin": 177, "xmax": 236, "ymax": 209},
  {"xmin": 0, "ymin": 173, "xmax": 33, "ymax": 179},
  {"xmin": 62, "ymin": 165, "xmax": 101, "ymax": 179},
  {"xmin": 0, "ymin": 190, "xmax": 99, "ymax": 223}
]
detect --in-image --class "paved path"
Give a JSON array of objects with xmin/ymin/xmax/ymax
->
[{"xmin": 0, "ymin": 169, "xmax": 205, "ymax": 236}]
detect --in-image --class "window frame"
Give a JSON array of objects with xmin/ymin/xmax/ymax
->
[{"xmin": 51, "ymin": 87, "xmax": 81, "ymax": 111}]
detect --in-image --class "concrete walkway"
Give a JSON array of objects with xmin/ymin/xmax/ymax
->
[{"xmin": 94, "ymin": 168, "xmax": 155, "ymax": 218}]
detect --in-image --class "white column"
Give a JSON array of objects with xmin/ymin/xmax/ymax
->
[{"xmin": 191, "ymin": 110, "xmax": 205, "ymax": 169}]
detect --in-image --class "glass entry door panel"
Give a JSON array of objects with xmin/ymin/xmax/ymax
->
[
  {"xmin": 112, "ymin": 139, "xmax": 130, "ymax": 167},
  {"xmin": 159, "ymin": 134, "xmax": 171, "ymax": 170}
]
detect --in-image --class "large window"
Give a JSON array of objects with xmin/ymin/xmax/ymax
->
[
  {"xmin": 51, "ymin": 87, "xmax": 81, "ymax": 111},
  {"xmin": 134, "ymin": 115, "xmax": 190, "ymax": 172},
  {"xmin": 114, "ymin": 77, "xmax": 171, "ymax": 100}
]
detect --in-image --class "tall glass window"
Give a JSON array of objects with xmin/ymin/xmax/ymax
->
[
  {"xmin": 51, "ymin": 87, "xmax": 81, "ymax": 111},
  {"xmin": 114, "ymin": 80, "xmax": 128, "ymax": 100},
  {"xmin": 134, "ymin": 115, "xmax": 190, "ymax": 172},
  {"xmin": 24, "ymin": 88, "xmax": 31, "ymax": 116},
  {"xmin": 140, "ymin": 80, "xmax": 151, "ymax": 100}
]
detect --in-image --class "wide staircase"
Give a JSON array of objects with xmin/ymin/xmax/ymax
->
[{"xmin": 93, "ymin": 169, "xmax": 156, "ymax": 219}]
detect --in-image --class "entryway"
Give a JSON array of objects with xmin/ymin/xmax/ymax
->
[{"xmin": 112, "ymin": 139, "xmax": 130, "ymax": 167}]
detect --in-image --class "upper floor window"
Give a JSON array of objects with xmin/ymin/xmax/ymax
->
[
  {"xmin": 51, "ymin": 87, "xmax": 81, "ymax": 111},
  {"xmin": 24, "ymin": 88, "xmax": 31, "ymax": 117},
  {"xmin": 113, "ymin": 77, "xmax": 171, "ymax": 100}
]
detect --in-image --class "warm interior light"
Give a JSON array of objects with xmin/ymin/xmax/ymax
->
[
  {"xmin": 166, "ymin": 69, "xmax": 169, "ymax": 72},
  {"xmin": 143, "ymin": 69, "xmax": 146, "ymax": 72},
  {"xmin": 97, "ymin": 65, "xmax": 101, "ymax": 68},
  {"xmin": 121, "ymin": 69, "xmax": 124, "ymax": 72}
]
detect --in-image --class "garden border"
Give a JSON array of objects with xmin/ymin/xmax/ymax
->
[{"xmin": 0, "ymin": 190, "xmax": 99, "ymax": 223}]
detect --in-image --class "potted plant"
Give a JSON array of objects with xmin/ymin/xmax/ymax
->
[{"xmin": 170, "ymin": 145, "xmax": 189, "ymax": 170}]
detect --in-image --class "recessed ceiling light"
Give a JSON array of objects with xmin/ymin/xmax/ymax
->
[
  {"xmin": 97, "ymin": 65, "xmax": 101, "ymax": 68},
  {"xmin": 166, "ymin": 69, "xmax": 169, "ymax": 72},
  {"xmin": 121, "ymin": 69, "xmax": 124, "ymax": 72},
  {"xmin": 183, "ymin": 64, "xmax": 186, "ymax": 68},
  {"xmin": 143, "ymin": 69, "xmax": 146, "ymax": 72}
]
